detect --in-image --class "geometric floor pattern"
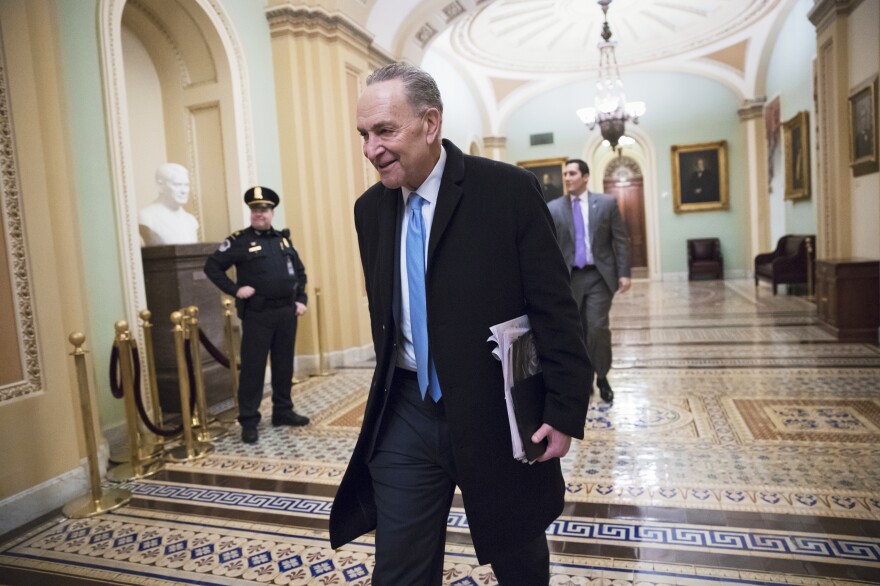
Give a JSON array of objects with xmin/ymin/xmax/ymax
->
[{"xmin": 2, "ymin": 279, "xmax": 879, "ymax": 584}]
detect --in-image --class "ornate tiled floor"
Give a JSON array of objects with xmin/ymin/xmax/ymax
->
[{"xmin": 1, "ymin": 280, "xmax": 879, "ymax": 585}]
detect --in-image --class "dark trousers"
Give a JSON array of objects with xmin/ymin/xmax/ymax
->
[
  {"xmin": 368, "ymin": 369, "xmax": 551, "ymax": 585},
  {"xmin": 571, "ymin": 266, "xmax": 613, "ymax": 378},
  {"xmin": 237, "ymin": 305, "xmax": 297, "ymax": 429}
]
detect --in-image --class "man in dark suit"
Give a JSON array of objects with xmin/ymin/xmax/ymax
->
[
  {"xmin": 687, "ymin": 157, "xmax": 718, "ymax": 203},
  {"xmin": 330, "ymin": 63, "xmax": 591, "ymax": 584},
  {"xmin": 548, "ymin": 160, "xmax": 631, "ymax": 403}
]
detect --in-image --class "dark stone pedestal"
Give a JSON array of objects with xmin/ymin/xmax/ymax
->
[{"xmin": 142, "ymin": 243, "xmax": 235, "ymax": 414}]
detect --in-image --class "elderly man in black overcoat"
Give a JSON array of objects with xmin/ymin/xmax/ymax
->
[{"xmin": 329, "ymin": 62, "xmax": 591, "ymax": 585}]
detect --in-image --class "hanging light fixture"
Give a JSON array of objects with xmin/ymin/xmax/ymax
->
[{"xmin": 576, "ymin": 0, "xmax": 645, "ymax": 151}]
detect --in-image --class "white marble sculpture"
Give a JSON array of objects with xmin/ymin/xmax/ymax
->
[{"xmin": 138, "ymin": 163, "xmax": 199, "ymax": 246}]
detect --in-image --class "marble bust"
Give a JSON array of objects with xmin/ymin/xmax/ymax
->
[{"xmin": 138, "ymin": 163, "xmax": 199, "ymax": 246}]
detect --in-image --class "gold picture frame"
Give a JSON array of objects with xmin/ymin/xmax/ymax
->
[
  {"xmin": 517, "ymin": 157, "xmax": 567, "ymax": 202},
  {"xmin": 671, "ymin": 141, "xmax": 728, "ymax": 213},
  {"xmin": 848, "ymin": 75, "xmax": 878, "ymax": 177},
  {"xmin": 782, "ymin": 111, "xmax": 810, "ymax": 201}
]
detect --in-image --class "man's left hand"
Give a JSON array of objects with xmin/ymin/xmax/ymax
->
[
  {"xmin": 531, "ymin": 424, "xmax": 572, "ymax": 462},
  {"xmin": 618, "ymin": 277, "xmax": 632, "ymax": 294},
  {"xmin": 295, "ymin": 302, "xmax": 307, "ymax": 316}
]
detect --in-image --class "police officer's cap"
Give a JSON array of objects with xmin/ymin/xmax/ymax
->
[{"xmin": 244, "ymin": 186, "xmax": 280, "ymax": 209}]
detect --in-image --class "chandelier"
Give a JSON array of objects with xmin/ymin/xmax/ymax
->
[{"xmin": 576, "ymin": 0, "xmax": 645, "ymax": 151}]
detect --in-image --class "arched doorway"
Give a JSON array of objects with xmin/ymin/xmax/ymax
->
[
  {"xmin": 603, "ymin": 156, "xmax": 648, "ymax": 276},
  {"xmin": 99, "ymin": 0, "xmax": 255, "ymax": 325}
]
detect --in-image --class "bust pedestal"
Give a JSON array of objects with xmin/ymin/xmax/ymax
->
[{"xmin": 141, "ymin": 243, "xmax": 233, "ymax": 414}]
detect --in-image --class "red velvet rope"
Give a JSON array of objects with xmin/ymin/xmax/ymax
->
[{"xmin": 108, "ymin": 342, "xmax": 187, "ymax": 437}]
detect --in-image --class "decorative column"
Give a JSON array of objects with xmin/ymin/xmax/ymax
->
[
  {"xmin": 267, "ymin": 5, "xmax": 393, "ymax": 373},
  {"xmin": 808, "ymin": 0, "xmax": 856, "ymax": 259},
  {"xmin": 737, "ymin": 97, "xmax": 770, "ymax": 267},
  {"xmin": 483, "ymin": 136, "xmax": 507, "ymax": 161}
]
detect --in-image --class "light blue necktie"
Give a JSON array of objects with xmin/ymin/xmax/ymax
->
[{"xmin": 406, "ymin": 194, "xmax": 441, "ymax": 402}]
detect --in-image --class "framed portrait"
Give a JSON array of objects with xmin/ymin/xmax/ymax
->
[
  {"xmin": 848, "ymin": 75, "xmax": 878, "ymax": 177},
  {"xmin": 782, "ymin": 111, "xmax": 810, "ymax": 201},
  {"xmin": 671, "ymin": 141, "xmax": 728, "ymax": 213},
  {"xmin": 517, "ymin": 157, "xmax": 567, "ymax": 202}
]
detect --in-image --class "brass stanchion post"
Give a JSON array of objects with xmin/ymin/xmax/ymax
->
[
  {"xmin": 107, "ymin": 322, "xmax": 163, "ymax": 482},
  {"xmin": 63, "ymin": 333, "xmax": 131, "ymax": 518},
  {"xmin": 186, "ymin": 305, "xmax": 230, "ymax": 441},
  {"xmin": 315, "ymin": 287, "xmax": 333, "ymax": 377},
  {"xmin": 806, "ymin": 236, "xmax": 815, "ymax": 301},
  {"xmin": 139, "ymin": 310, "xmax": 165, "ymax": 456},
  {"xmin": 166, "ymin": 311, "xmax": 213, "ymax": 462},
  {"xmin": 217, "ymin": 297, "xmax": 240, "ymax": 421}
]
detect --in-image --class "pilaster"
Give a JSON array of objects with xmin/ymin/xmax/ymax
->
[
  {"xmin": 810, "ymin": 1, "xmax": 855, "ymax": 258},
  {"xmin": 738, "ymin": 97, "xmax": 770, "ymax": 266},
  {"xmin": 483, "ymin": 136, "xmax": 507, "ymax": 161},
  {"xmin": 268, "ymin": 5, "xmax": 391, "ymax": 370}
]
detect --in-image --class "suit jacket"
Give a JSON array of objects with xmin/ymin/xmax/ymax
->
[
  {"xmin": 547, "ymin": 191, "xmax": 631, "ymax": 293},
  {"xmin": 329, "ymin": 140, "xmax": 591, "ymax": 563}
]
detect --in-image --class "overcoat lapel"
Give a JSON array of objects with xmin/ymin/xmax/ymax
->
[
  {"xmin": 377, "ymin": 187, "xmax": 400, "ymax": 321},
  {"xmin": 562, "ymin": 194, "xmax": 575, "ymax": 245},
  {"xmin": 427, "ymin": 140, "xmax": 465, "ymax": 269},
  {"xmin": 588, "ymin": 191, "xmax": 599, "ymax": 245}
]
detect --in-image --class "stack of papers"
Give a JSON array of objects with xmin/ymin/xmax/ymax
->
[{"xmin": 488, "ymin": 315, "xmax": 546, "ymax": 463}]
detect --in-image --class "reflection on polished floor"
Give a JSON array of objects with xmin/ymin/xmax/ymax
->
[{"xmin": 1, "ymin": 279, "xmax": 879, "ymax": 585}]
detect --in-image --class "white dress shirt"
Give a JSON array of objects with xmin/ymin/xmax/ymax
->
[{"xmin": 397, "ymin": 146, "xmax": 448, "ymax": 370}]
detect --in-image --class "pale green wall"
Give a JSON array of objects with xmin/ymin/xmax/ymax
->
[
  {"xmin": 54, "ymin": 0, "xmax": 284, "ymax": 428},
  {"xmin": 56, "ymin": 0, "xmax": 127, "ymax": 427},
  {"xmin": 220, "ymin": 0, "xmax": 283, "ymax": 200},
  {"xmin": 765, "ymin": 0, "xmax": 817, "ymax": 240},
  {"xmin": 504, "ymin": 72, "xmax": 749, "ymax": 276}
]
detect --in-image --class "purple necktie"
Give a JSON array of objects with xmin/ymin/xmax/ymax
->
[{"xmin": 572, "ymin": 196, "xmax": 587, "ymax": 268}]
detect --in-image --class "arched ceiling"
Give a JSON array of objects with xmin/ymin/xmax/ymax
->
[
  {"xmin": 366, "ymin": 0, "xmax": 792, "ymax": 87},
  {"xmin": 450, "ymin": 0, "xmax": 780, "ymax": 74}
]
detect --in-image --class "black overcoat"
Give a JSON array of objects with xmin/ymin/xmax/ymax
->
[{"xmin": 330, "ymin": 140, "xmax": 591, "ymax": 563}]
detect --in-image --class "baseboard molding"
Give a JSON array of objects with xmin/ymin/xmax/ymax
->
[
  {"xmin": 0, "ymin": 462, "xmax": 88, "ymax": 537},
  {"xmin": 294, "ymin": 343, "xmax": 375, "ymax": 375},
  {"xmin": 0, "ymin": 344, "xmax": 373, "ymax": 537},
  {"xmin": 662, "ymin": 270, "xmax": 747, "ymax": 281},
  {"xmin": 662, "ymin": 272, "xmax": 689, "ymax": 281}
]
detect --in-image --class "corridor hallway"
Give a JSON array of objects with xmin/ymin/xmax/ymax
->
[{"xmin": 1, "ymin": 279, "xmax": 879, "ymax": 585}]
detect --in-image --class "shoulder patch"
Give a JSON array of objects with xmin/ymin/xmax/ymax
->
[{"xmin": 218, "ymin": 238, "xmax": 232, "ymax": 252}]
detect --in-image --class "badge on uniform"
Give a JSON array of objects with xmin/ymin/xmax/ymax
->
[
  {"xmin": 287, "ymin": 258, "xmax": 295, "ymax": 276},
  {"xmin": 218, "ymin": 239, "xmax": 231, "ymax": 252},
  {"xmin": 249, "ymin": 245, "xmax": 262, "ymax": 252}
]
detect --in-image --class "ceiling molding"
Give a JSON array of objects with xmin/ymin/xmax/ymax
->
[{"xmin": 701, "ymin": 40, "xmax": 750, "ymax": 76}]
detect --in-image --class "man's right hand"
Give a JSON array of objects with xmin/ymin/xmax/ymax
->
[{"xmin": 236, "ymin": 286, "xmax": 255, "ymax": 299}]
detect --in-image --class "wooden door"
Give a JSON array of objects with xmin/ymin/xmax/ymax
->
[{"xmin": 604, "ymin": 177, "xmax": 647, "ymax": 270}]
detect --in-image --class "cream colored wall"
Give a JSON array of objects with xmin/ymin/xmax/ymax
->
[
  {"xmin": 810, "ymin": 0, "xmax": 879, "ymax": 259},
  {"xmin": 0, "ymin": 0, "xmax": 97, "ymax": 507},
  {"xmin": 848, "ymin": 0, "xmax": 880, "ymax": 259},
  {"xmin": 120, "ymin": 0, "xmax": 239, "ymax": 245},
  {"xmin": 122, "ymin": 25, "xmax": 169, "ymax": 215},
  {"xmin": 268, "ymin": 8, "xmax": 383, "ymax": 370}
]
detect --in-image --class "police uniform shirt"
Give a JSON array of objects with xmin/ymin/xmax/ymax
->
[{"xmin": 204, "ymin": 226, "xmax": 307, "ymax": 305}]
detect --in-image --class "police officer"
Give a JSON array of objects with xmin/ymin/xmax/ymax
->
[{"xmin": 204, "ymin": 186, "xmax": 310, "ymax": 444}]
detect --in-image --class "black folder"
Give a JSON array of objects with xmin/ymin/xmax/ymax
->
[{"xmin": 510, "ymin": 373, "xmax": 547, "ymax": 462}]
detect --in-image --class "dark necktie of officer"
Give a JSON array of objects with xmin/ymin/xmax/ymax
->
[{"xmin": 406, "ymin": 193, "xmax": 441, "ymax": 401}]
